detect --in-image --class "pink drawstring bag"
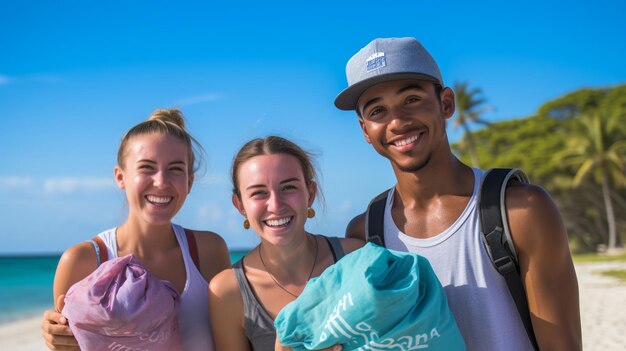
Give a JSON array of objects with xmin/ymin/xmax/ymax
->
[{"xmin": 62, "ymin": 254, "xmax": 182, "ymax": 350}]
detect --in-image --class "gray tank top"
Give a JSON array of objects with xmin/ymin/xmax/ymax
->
[{"xmin": 232, "ymin": 235, "xmax": 345, "ymax": 351}]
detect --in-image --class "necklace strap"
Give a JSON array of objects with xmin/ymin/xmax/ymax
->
[{"xmin": 258, "ymin": 235, "xmax": 319, "ymax": 298}]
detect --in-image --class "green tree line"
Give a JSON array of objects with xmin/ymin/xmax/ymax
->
[{"xmin": 452, "ymin": 83, "xmax": 626, "ymax": 253}]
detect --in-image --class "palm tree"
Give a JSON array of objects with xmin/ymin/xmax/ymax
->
[
  {"xmin": 562, "ymin": 108, "xmax": 626, "ymax": 251},
  {"xmin": 453, "ymin": 82, "xmax": 492, "ymax": 167}
]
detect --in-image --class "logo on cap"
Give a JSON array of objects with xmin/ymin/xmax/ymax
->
[{"xmin": 366, "ymin": 52, "xmax": 386, "ymax": 72}]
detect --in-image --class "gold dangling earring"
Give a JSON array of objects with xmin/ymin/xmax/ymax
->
[
  {"xmin": 243, "ymin": 218, "xmax": 250, "ymax": 229},
  {"xmin": 307, "ymin": 208, "xmax": 316, "ymax": 218}
]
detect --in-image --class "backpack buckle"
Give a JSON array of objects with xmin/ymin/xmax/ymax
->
[
  {"xmin": 493, "ymin": 256, "xmax": 517, "ymax": 274},
  {"xmin": 368, "ymin": 235, "xmax": 384, "ymax": 246}
]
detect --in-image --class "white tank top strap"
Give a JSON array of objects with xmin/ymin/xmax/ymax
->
[
  {"xmin": 171, "ymin": 223, "xmax": 195, "ymax": 296},
  {"xmin": 97, "ymin": 227, "xmax": 118, "ymax": 260}
]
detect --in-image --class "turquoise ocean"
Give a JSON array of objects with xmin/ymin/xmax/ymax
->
[{"xmin": 0, "ymin": 251, "xmax": 248, "ymax": 324}]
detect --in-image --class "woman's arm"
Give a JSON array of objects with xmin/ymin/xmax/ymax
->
[
  {"xmin": 208, "ymin": 269, "xmax": 252, "ymax": 351},
  {"xmin": 193, "ymin": 230, "xmax": 231, "ymax": 282},
  {"xmin": 42, "ymin": 242, "xmax": 100, "ymax": 350},
  {"xmin": 53, "ymin": 242, "xmax": 100, "ymax": 308}
]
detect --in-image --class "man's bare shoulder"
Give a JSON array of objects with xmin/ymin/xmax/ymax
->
[
  {"xmin": 505, "ymin": 183, "xmax": 561, "ymax": 229},
  {"xmin": 504, "ymin": 181, "xmax": 569, "ymax": 256},
  {"xmin": 345, "ymin": 212, "xmax": 366, "ymax": 241},
  {"xmin": 337, "ymin": 237, "xmax": 365, "ymax": 254}
]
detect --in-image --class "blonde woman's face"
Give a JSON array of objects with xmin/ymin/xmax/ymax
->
[{"xmin": 115, "ymin": 133, "xmax": 194, "ymax": 226}]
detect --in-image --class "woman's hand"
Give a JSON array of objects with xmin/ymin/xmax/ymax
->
[
  {"xmin": 274, "ymin": 335, "xmax": 342, "ymax": 351},
  {"xmin": 41, "ymin": 295, "xmax": 79, "ymax": 350},
  {"xmin": 41, "ymin": 310, "xmax": 79, "ymax": 350}
]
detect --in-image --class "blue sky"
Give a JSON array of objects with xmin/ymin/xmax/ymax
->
[{"xmin": 1, "ymin": 0, "xmax": 625, "ymax": 254}]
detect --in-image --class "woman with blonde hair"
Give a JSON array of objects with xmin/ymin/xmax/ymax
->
[{"xmin": 41, "ymin": 109, "xmax": 230, "ymax": 350}]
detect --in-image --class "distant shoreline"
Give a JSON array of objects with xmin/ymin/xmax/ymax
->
[
  {"xmin": 0, "ymin": 251, "xmax": 251, "ymax": 325},
  {"xmin": 0, "ymin": 249, "xmax": 252, "ymax": 258},
  {"xmin": 0, "ymin": 253, "xmax": 62, "ymax": 258}
]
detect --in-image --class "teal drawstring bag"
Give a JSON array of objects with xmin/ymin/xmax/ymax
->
[{"xmin": 274, "ymin": 243, "xmax": 466, "ymax": 351}]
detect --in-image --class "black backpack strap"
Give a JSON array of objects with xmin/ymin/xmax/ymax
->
[
  {"xmin": 365, "ymin": 188, "xmax": 392, "ymax": 246},
  {"xmin": 479, "ymin": 168, "xmax": 539, "ymax": 351}
]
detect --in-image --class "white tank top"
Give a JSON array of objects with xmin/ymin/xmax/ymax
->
[
  {"xmin": 98, "ymin": 223, "xmax": 215, "ymax": 351},
  {"xmin": 383, "ymin": 168, "xmax": 533, "ymax": 351}
]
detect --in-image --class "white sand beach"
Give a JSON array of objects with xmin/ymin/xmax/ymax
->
[
  {"xmin": 1, "ymin": 261, "xmax": 625, "ymax": 350},
  {"xmin": 576, "ymin": 261, "xmax": 626, "ymax": 350}
]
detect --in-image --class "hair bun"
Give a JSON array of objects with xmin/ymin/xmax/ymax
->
[{"xmin": 148, "ymin": 108, "xmax": 186, "ymax": 129}]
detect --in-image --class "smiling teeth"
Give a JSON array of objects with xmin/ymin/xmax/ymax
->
[
  {"xmin": 265, "ymin": 217, "xmax": 292, "ymax": 227},
  {"xmin": 146, "ymin": 195, "xmax": 172, "ymax": 204},
  {"xmin": 394, "ymin": 135, "xmax": 418, "ymax": 146}
]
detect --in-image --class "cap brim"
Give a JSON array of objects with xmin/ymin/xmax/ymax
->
[{"xmin": 334, "ymin": 73, "xmax": 440, "ymax": 111}]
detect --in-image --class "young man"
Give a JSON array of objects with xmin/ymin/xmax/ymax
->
[{"xmin": 336, "ymin": 37, "xmax": 581, "ymax": 350}]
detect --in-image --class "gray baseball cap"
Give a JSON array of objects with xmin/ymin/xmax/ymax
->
[{"xmin": 334, "ymin": 37, "xmax": 443, "ymax": 111}]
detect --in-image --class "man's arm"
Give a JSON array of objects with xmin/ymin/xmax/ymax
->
[
  {"xmin": 507, "ymin": 183, "xmax": 582, "ymax": 350},
  {"xmin": 345, "ymin": 213, "xmax": 366, "ymax": 241}
]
